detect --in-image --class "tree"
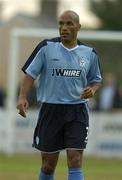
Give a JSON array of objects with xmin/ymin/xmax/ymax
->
[{"xmin": 89, "ymin": 0, "xmax": 122, "ymax": 30}]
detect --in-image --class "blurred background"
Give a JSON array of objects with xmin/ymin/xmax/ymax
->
[{"xmin": 0, "ymin": 0, "xmax": 122, "ymax": 180}]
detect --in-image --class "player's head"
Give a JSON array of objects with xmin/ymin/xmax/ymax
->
[{"xmin": 58, "ymin": 10, "xmax": 81, "ymax": 45}]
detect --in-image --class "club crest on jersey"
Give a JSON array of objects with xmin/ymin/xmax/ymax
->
[
  {"xmin": 52, "ymin": 68, "xmax": 81, "ymax": 77},
  {"xmin": 80, "ymin": 59, "xmax": 85, "ymax": 67}
]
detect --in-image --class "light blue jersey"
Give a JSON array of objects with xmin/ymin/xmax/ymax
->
[{"xmin": 22, "ymin": 37, "xmax": 102, "ymax": 104}]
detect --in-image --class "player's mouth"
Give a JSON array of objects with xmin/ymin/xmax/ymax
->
[{"xmin": 61, "ymin": 33, "xmax": 69, "ymax": 38}]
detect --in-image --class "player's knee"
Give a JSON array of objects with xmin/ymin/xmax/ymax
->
[
  {"xmin": 68, "ymin": 154, "xmax": 81, "ymax": 168},
  {"xmin": 42, "ymin": 161, "xmax": 56, "ymax": 174},
  {"xmin": 69, "ymin": 156, "xmax": 81, "ymax": 168}
]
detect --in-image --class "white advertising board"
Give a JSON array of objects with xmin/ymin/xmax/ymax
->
[{"xmin": 0, "ymin": 109, "xmax": 122, "ymax": 157}]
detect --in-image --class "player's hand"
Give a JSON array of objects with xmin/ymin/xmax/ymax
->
[
  {"xmin": 17, "ymin": 97, "xmax": 29, "ymax": 118},
  {"xmin": 80, "ymin": 86, "xmax": 95, "ymax": 99}
]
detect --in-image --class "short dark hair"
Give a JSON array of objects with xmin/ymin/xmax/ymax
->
[{"xmin": 60, "ymin": 10, "xmax": 80, "ymax": 24}]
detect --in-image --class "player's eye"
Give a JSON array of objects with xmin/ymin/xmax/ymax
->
[
  {"xmin": 59, "ymin": 21, "xmax": 63, "ymax": 26},
  {"xmin": 67, "ymin": 21, "xmax": 73, "ymax": 26}
]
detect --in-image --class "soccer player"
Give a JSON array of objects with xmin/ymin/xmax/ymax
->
[{"xmin": 17, "ymin": 10, "xmax": 102, "ymax": 180}]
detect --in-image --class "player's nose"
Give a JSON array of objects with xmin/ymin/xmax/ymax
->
[{"xmin": 61, "ymin": 23, "xmax": 68, "ymax": 31}]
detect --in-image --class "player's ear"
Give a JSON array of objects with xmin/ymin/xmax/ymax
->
[{"xmin": 78, "ymin": 23, "xmax": 81, "ymax": 31}]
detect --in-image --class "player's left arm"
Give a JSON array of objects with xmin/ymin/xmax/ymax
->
[
  {"xmin": 80, "ymin": 83, "xmax": 101, "ymax": 99},
  {"xmin": 81, "ymin": 49, "xmax": 102, "ymax": 99}
]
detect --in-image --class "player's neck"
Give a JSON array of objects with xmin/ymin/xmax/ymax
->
[{"xmin": 61, "ymin": 40, "xmax": 77, "ymax": 49}]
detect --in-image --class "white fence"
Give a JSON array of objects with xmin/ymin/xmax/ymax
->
[
  {"xmin": 2, "ymin": 28, "xmax": 122, "ymax": 156},
  {"xmin": 86, "ymin": 112, "xmax": 122, "ymax": 157},
  {"xmin": 0, "ymin": 109, "xmax": 122, "ymax": 157}
]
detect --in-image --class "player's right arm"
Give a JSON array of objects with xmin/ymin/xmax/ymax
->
[
  {"xmin": 17, "ymin": 40, "xmax": 47, "ymax": 117},
  {"xmin": 17, "ymin": 74, "xmax": 34, "ymax": 118}
]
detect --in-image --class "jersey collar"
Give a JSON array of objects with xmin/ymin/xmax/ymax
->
[{"xmin": 60, "ymin": 42, "xmax": 79, "ymax": 51}]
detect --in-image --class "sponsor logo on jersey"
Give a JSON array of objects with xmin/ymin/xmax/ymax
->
[{"xmin": 52, "ymin": 68, "xmax": 81, "ymax": 77}]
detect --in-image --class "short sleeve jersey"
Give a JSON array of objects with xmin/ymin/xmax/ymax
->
[{"xmin": 22, "ymin": 37, "xmax": 102, "ymax": 104}]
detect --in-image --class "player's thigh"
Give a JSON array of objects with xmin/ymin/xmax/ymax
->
[
  {"xmin": 64, "ymin": 104, "xmax": 89, "ymax": 149},
  {"xmin": 67, "ymin": 150, "xmax": 84, "ymax": 168}
]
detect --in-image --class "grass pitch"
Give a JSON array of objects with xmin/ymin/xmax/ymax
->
[{"xmin": 0, "ymin": 153, "xmax": 122, "ymax": 180}]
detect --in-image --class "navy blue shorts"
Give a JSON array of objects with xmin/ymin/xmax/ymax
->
[{"xmin": 32, "ymin": 103, "xmax": 89, "ymax": 153}]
